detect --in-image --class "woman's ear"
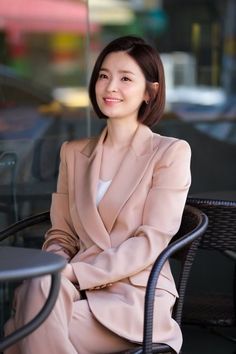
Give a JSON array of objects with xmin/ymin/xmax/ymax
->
[
  {"xmin": 144, "ymin": 91, "xmax": 150, "ymax": 104},
  {"xmin": 152, "ymin": 82, "xmax": 159, "ymax": 95},
  {"xmin": 144, "ymin": 82, "xmax": 159, "ymax": 104}
]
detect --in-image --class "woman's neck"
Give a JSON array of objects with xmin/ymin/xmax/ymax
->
[{"xmin": 105, "ymin": 120, "xmax": 139, "ymax": 149}]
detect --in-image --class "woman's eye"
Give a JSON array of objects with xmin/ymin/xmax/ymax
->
[
  {"xmin": 98, "ymin": 73, "xmax": 108, "ymax": 79},
  {"xmin": 121, "ymin": 76, "xmax": 131, "ymax": 82}
]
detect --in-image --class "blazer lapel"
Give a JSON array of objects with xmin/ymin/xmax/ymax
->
[
  {"xmin": 74, "ymin": 128, "xmax": 112, "ymax": 250},
  {"xmin": 98, "ymin": 124, "xmax": 157, "ymax": 234}
]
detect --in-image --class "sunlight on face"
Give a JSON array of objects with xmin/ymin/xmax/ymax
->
[{"xmin": 95, "ymin": 51, "xmax": 148, "ymax": 123}]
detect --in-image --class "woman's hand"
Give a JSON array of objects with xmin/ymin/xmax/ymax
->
[{"xmin": 62, "ymin": 263, "xmax": 77, "ymax": 283}]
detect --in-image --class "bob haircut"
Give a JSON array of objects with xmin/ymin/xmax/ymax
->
[{"xmin": 89, "ymin": 35, "xmax": 166, "ymax": 127}]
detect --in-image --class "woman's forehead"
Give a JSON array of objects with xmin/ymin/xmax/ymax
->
[{"xmin": 100, "ymin": 51, "xmax": 143, "ymax": 75}]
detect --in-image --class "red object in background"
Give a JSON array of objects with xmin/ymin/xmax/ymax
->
[{"xmin": 0, "ymin": 0, "xmax": 98, "ymax": 33}]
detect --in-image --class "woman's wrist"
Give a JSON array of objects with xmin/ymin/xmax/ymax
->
[{"xmin": 62, "ymin": 263, "xmax": 76, "ymax": 283}]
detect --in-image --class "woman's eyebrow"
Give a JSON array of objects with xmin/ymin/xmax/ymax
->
[
  {"xmin": 119, "ymin": 70, "xmax": 135, "ymax": 76},
  {"xmin": 99, "ymin": 67, "xmax": 135, "ymax": 76},
  {"xmin": 99, "ymin": 67, "xmax": 109, "ymax": 72}
]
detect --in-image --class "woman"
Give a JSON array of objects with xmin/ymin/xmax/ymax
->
[{"xmin": 4, "ymin": 36, "xmax": 191, "ymax": 354}]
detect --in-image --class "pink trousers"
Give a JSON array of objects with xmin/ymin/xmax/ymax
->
[{"xmin": 4, "ymin": 276, "xmax": 136, "ymax": 354}]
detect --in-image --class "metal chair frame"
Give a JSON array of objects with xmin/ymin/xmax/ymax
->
[{"xmin": 0, "ymin": 205, "xmax": 208, "ymax": 354}]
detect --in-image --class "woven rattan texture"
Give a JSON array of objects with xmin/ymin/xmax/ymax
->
[
  {"xmin": 187, "ymin": 198, "xmax": 236, "ymax": 251},
  {"xmin": 184, "ymin": 197, "xmax": 236, "ymax": 331}
]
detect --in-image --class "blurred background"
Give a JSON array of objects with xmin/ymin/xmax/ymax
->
[
  {"xmin": 0, "ymin": 0, "xmax": 235, "ymax": 225},
  {"xmin": 0, "ymin": 1, "xmax": 236, "ymax": 352}
]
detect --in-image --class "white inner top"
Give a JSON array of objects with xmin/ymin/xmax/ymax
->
[{"xmin": 96, "ymin": 179, "xmax": 112, "ymax": 206}]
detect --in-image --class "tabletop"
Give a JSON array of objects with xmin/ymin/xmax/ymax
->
[
  {"xmin": 0, "ymin": 246, "xmax": 66, "ymax": 281},
  {"xmin": 0, "ymin": 246, "xmax": 66, "ymax": 351}
]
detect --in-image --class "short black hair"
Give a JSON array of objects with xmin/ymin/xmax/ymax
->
[{"xmin": 89, "ymin": 35, "xmax": 165, "ymax": 127}]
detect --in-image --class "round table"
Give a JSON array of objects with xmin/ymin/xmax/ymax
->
[{"xmin": 0, "ymin": 246, "xmax": 66, "ymax": 351}]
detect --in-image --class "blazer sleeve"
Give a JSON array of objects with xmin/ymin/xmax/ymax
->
[
  {"xmin": 72, "ymin": 139, "xmax": 192, "ymax": 290},
  {"xmin": 42, "ymin": 142, "xmax": 80, "ymax": 260}
]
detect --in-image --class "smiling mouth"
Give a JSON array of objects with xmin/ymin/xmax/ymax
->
[{"xmin": 103, "ymin": 97, "xmax": 123, "ymax": 103}]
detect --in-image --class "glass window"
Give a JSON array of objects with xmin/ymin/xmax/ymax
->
[
  {"xmin": 88, "ymin": 0, "xmax": 236, "ymax": 194},
  {"xmin": 0, "ymin": 0, "xmax": 93, "ymax": 227},
  {"xmin": 0, "ymin": 0, "xmax": 235, "ymax": 229}
]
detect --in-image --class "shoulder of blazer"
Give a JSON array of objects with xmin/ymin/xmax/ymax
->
[
  {"xmin": 152, "ymin": 132, "xmax": 191, "ymax": 153},
  {"xmin": 61, "ymin": 136, "xmax": 99, "ymax": 159}
]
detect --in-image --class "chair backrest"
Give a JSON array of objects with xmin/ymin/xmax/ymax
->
[
  {"xmin": 170, "ymin": 205, "xmax": 209, "ymax": 324},
  {"xmin": 171, "ymin": 205, "xmax": 208, "ymax": 325},
  {"xmin": 143, "ymin": 205, "xmax": 208, "ymax": 353},
  {"xmin": 187, "ymin": 197, "xmax": 236, "ymax": 251},
  {"xmin": 0, "ymin": 210, "xmax": 50, "ymax": 246},
  {"xmin": 183, "ymin": 197, "xmax": 236, "ymax": 329}
]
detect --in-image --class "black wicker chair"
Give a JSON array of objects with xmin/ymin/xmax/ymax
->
[
  {"xmin": 0, "ymin": 205, "xmax": 208, "ymax": 354},
  {"xmin": 116, "ymin": 205, "xmax": 208, "ymax": 354},
  {"xmin": 185, "ymin": 197, "xmax": 236, "ymax": 342}
]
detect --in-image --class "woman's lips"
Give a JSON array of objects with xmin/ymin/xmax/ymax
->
[{"xmin": 103, "ymin": 97, "xmax": 123, "ymax": 103}]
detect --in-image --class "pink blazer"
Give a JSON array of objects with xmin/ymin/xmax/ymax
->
[{"xmin": 43, "ymin": 123, "xmax": 191, "ymax": 352}]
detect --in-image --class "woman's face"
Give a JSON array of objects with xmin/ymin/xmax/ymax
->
[{"xmin": 95, "ymin": 51, "xmax": 148, "ymax": 123}]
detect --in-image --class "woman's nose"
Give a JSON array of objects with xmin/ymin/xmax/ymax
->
[{"xmin": 106, "ymin": 79, "xmax": 118, "ymax": 92}]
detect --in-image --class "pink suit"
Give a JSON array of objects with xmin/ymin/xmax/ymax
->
[{"xmin": 5, "ymin": 124, "xmax": 191, "ymax": 353}]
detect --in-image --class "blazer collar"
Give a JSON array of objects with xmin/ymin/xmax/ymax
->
[
  {"xmin": 74, "ymin": 124, "xmax": 157, "ymax": 249},
  {"xmin": 130, "ymin": 123, "xmax": 154, "ymax": 156},
  {"xmin": 98, "ymin": 124, "xmax": 156, "ymax": 233},
  {"xmin": 81, "ymin": 123, "xmax": 154, "ymax": 160},
  {"xmin": 80, "ymin": 127, "xmax": 107, "ymax": 159}
]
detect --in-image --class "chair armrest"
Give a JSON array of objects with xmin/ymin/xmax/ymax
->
[
  {"xmin": 143, "ymin": 206, "xmax": 208, "ymax": 354},
  {"xmin": 0, "ymin": 211, "xmax": 50, "ymax": 242}
]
